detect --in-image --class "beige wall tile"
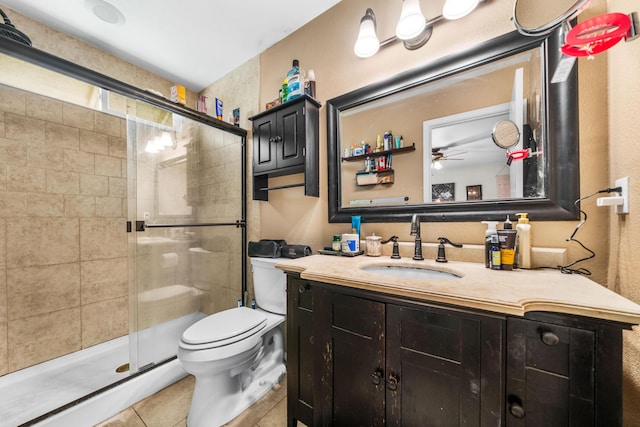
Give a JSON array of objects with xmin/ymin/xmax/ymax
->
[
  {"xmin": 0, "ymin": 137, "xmax": 28, "ymax": 167},
  {"xmin": 8, "ymin": 307, "xmax": 81, "ymax": 371},
  {"xmin": 0, "ymin": 112, "xmax": 4, "ymax": 138},
  {"xmin": 80, "ymin": 218, "xmax": 127, "ymax": 260},
  {"xmin": 0, "ymin": 85, "xmax": 26, "ymax": 115},
  {"xmin": 81, "ymin": 296, "xmax": 127, "ymax": 347},
  {"xmin": 95, "ymin": 154, "xmax": 123, "ymax": 177},
  {"xmin": 46, "ymin": 122, "xmax": 80, "ymax": 150},
  {"xmin": 6, "ymin": 218, "xmax": 79, "ymax": 268},
  {"xmin": 27, "ymin": 145, "xmax": 64, "ymax": 170},
  {"xmin": 26, "ymin": 93, "xmax": 63, "ymax": 123},
  {"xmin": 7, "ymin": 165, "xmax": 46, "ymax": 192},
  {"xmin": 5, "ymin": 113, "xmax": 45, "ymax": 144},
  {"xmin": 108, "ymin": 136, "xmax": 126, "ymax": 158},
  {"xmin": 109, "ymin": 177, "xmax": 126, "ymax": 198},
  {"xmin": 0, "ymin": 219, "xmax": 6, "ymax": 270},
  {"xmin": 80, "ymin": 258, "xmax": 127, "ymax": 305},
  {"xmin": 46, "ymin": 169, "xmax": 80, "ymax": 194},
  {"xmin": 64, "ymin": 149, "xmax": 95, "ymax": 174},
  {"xmin": 0, "ymin": 192, "xmax": 27, "ymax": 217},
  {"xmin": 0, "ymin": 270, "xmax": 7, "ymax": 375},
  {"xmin": 95, "ymin": 111, "xmax": 122, "ymax": 138},
  {"xmin": 79, "ymin": 129, "xmax": 109, "ymax": 155},
  {"xmin": 62, "ymin": 103, "xmax": 94, "ymax": 131},
  {"xmin": 7, "ymin": 263, "xmax": 80, "ymax": 320},
  {"xmin": 64, "ymin": 195, "xmax": 96, "ymax": 217},
  {"xmin": 27, "ymin": 193, "xmax": 64, "ymax": 217},
  {"xmin": 80, "ymin": 173, "xmax": 109, "ymax": 196},
  {"xmin": 96, "ymin": 196, "xmax": 124, "ymax": 217}
]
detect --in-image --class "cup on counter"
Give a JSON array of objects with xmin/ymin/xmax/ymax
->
[
  {"xmin": 341, "ymin": 233, "xmax": 359, "ymax": 253},
  {"xmin": 366, "ymin": 234, "xmax": 382, "ymax": 256}
]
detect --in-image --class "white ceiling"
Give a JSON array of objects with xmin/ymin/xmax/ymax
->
[{"xmin": 0, "ymin": 0, "xmax": 341, "ymax": 91}]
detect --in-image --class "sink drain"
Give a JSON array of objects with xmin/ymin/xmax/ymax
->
[{"xmin": 115, "ymin": 363, "xmax": 130, "ymax": 373}]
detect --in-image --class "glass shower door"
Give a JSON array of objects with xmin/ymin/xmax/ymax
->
[{"xmin": 127, "ymin": 100, "xmax": 246, "ymax": 373}]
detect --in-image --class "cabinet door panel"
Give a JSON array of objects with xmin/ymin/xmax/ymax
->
[
  {"xmin": 287, "ymin": 278, "xmax": 314, "ymax": 427},
  {"xmin": 278, "ymin": 103, "xmax": 304, "ymax": 169},
  {"xmin": 253, "ymin": 118, "xmax": 276, "ymax": 173},
  {"xmin": 315, "ymin": 289, "xmax": 385, "ymax": 427},
  {"xmin": 386, "ymin": 304, "xmax": 503, "ymax": 427},
  {"xmin": 506, "ymin": 317, "xmax": 595, "ymax": 427}
]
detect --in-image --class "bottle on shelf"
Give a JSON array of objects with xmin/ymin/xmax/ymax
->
[
  {"xmin": 281, "ymin": 78, "xmax": 288, "ymax": 104},
  {"xmin": 286, "ymin": 59, "xmax": 303, "ymax": 101},
  {"xmin": 305, "ymin": 69, "xmax": 316, "ymax": 98}
]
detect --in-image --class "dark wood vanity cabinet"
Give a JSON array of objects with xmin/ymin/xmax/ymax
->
[
  {"xmin": 286, "ymin": 275, "xmax": 629, "ymax": 426},
  {"xmin": 249, "ymin": 95, "xmax": 320, "ymax": 201}
]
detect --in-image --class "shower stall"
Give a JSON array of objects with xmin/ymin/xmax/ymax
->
[{"xmin": 0, "ymin": 38, "xmax": 247, "ymax": 426}]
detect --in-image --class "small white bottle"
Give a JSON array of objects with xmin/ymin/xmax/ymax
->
[{"xmin": 516, "ymin": 213, "xmax": 532, "ymax": 269}]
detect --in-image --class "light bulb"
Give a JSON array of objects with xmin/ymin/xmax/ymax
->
[
  {"xmin": 354, "ymin": 9, "xmax": 380, "ymax": 58},
  {"xmin": 396, "ymin": 0, "xmax": 426, "ymax": 40}
]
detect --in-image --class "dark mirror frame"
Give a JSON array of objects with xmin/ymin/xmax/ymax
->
[{"xmin": 327, "ymin": 28, "xmax": 579, "ymax": 223}]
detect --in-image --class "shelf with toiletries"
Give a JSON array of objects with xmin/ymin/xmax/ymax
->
[{"xmin": 341, "ymin": 143, "xmax": 415, "ymax": 162}]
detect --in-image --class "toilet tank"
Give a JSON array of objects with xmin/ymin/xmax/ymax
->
[{"xmin": 250, "ymin": 257, "xmax": 287, "ymax": 315}]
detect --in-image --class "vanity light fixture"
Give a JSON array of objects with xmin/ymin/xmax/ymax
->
[{"xmin": 354, "ymin": 0, "xmax": 484, "ymax": 58}]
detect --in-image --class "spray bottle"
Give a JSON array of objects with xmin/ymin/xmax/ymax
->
[{"xmin": 481, "ymin": 221, "xmax": 499, "ymax": 268}]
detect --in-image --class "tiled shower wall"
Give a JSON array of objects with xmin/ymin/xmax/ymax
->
[{"xmin": 0, "ymin": 83, "xmax": 128, "ymax": 375}]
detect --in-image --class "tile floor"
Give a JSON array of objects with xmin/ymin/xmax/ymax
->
[{"xmin": 95, "ymin": 375, "xmax": 302, "ymax": 427}]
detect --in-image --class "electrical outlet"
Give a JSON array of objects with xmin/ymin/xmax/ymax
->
[{"xmin": 615, "ymin": 176, "xmax": 629, "ymax": 214}]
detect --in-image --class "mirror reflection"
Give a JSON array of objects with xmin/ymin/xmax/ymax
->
[{"xmin": 339, "ymin": 46, "xmax": 542, "ymax": 208}]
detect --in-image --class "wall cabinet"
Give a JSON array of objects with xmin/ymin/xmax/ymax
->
[
  {"xmin": 286, "ymin": 276, "xmax": 628, "ymax": 426},
  {"xmin": 249, "ymin": 95, "xmax": 320, "ymax": 201}
]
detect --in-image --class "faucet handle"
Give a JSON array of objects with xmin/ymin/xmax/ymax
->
[
  {"xmin": 438, "ymin": 237, "xmax": 463, "ymax": 248},
  {"xmin": 382, "ymin": 236, "xmax": 401, "ymax": 259},
  {"xmin": 436, "ymin": 237, "xmax": 463, "ymax": 263}
]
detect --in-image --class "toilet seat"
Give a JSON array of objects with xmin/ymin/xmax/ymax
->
[{"xmin": 180, "ymin": 307, "xmax": 267, "ymax": 351}]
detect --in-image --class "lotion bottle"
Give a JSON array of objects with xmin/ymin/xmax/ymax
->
[{"xmin": 516, "ymin": 213, "xmax": 532, "ymax": 269}]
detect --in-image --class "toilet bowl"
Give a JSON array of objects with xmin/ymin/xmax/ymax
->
[{"xmin": 177, "ymin": 257, "xmax": 287, "ymax": 427}]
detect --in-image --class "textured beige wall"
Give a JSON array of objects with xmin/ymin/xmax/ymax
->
[{"xmin": 607, "ymin": 0, "xmax": 640, "ymax": 424}]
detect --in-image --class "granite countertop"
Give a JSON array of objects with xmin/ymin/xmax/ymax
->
[{"xmin": 276, "ymin": 254, "xmax": 640, "ymax": 324}]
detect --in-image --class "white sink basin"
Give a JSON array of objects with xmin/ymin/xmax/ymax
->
[{"xmin": 361, "ymin": 265, "xmax": 460, "ymax": 280}]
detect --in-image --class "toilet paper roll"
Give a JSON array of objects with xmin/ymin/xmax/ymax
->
[{"xmin": 161, "ymin": 252, "xmax": 179, "ymax": 268}]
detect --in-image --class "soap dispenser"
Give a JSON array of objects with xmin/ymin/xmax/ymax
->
[
  {"xmin": 516, "ymin": 213, "xmax": 532, "ymax": 269},
  {"xmin": 481, "ymin": 221, "xmax": 498, "ymax": 268}
]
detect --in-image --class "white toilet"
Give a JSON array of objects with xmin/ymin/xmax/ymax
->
[{"xmin": 177, "ymin": 257, "xmax": 287, "ymax": 427}]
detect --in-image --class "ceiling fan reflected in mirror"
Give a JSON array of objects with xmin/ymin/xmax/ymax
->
[{"xmin": 431, "ymin": 148, "xmax": 466, "ymax": 169}]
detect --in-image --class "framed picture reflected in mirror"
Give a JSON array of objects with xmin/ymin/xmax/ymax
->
[{"xmin": 467, "ymin": 185, "xmax": 482, "ymax": 201}]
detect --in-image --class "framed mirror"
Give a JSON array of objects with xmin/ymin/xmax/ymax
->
[{"xmin": 327, "ymin": 28, "xmax": 579, "ymax": 223}]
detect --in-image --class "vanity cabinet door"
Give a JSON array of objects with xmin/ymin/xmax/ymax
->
[
  {"xmin": 286, "ymin": 276, "xmax": 315, "ymax": 427},
  {"xmin": 385, "ymin": 304, "xmax": 504, "ymax": 427},
  {"xmin": 314, "ymin": 288, "xmax": 386, "ymax": 427},
  {"xmin": 505, "ymin": 314, "xmax": 623, "ymax": 427}
]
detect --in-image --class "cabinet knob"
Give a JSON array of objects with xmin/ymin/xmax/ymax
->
[
  {"xmin": 274, "ymin": 136, "xmax": 282, "ymax": 142},
  {"xmin": 509, "ymin": 402, "xmax": 526, "ymax": 419},
  {"xmin": 298, "ymin": 283, "xmax": 310, "ymax": 294},
  {"xmin": 386, "ymin": 374, "xmax": 399, "ymax": 391},
  {"xmin": 371, "ymin": 370, "xmax": 383, "ymax": 386},
  {"xmin": 541, "ymin": 331, "xmax": 560, "ymax": 346},
  {"xmin": 309, "ymin": 335, "xmax": 314, "ymax": 345}
]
